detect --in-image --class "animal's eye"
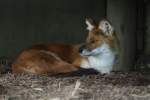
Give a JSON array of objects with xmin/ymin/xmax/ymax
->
[
  {"xmin": 95, "ymin": 32, "xmax": 100, "ymax": 35},
  {"xmin": 91, "ymin": 40, "xmax": 95, "ymax": 43},
  {"xmin": 95, "ymin": 40, "xmax": 99, "ymax": 42},
  {"xmin": 90, "ymin": 39, "xmax": 95, "ymax": 43}
]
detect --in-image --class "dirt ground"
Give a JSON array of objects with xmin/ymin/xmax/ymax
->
[{"xmin": 0, "ymin": 71, "xmax": 150, "ymax": 100}]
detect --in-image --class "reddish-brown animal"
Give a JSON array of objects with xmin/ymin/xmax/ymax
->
[{"xmin": 12, "ymin": 18, "xmax": 120, "ymax": 75}]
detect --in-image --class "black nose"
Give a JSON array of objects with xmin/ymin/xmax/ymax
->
[{"xmin": 79, "ymin": 45, "xmax": 85, "ymax": 53}]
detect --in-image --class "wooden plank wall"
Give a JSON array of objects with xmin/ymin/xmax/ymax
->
[
  {"xmin": 0, "ymin": 0, "xmax": 106, "ymax": 57},
  {"xmin": 107, "ymin": 0, "xmax": 137, "ymax": 71}
]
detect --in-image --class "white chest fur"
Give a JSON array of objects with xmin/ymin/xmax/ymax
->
[{"xmin": 80, "ymin": 43, "xmax": 116, "ymax": 74}]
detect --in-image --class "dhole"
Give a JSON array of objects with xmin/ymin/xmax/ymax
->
[{"xmin": 12, "ymin": 18, "xmax": 120, "ymax": 75}]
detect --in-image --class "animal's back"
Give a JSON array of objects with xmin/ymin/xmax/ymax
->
[{"xmin": 12, "ymin": 43, "xmax": 81, "ymax": 75}]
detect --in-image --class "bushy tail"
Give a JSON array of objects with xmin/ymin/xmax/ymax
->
[{"xmin": 0, "ymin": 56, "xmax": 12, "ymax": 74}]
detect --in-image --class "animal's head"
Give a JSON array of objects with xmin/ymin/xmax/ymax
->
[{"xmin": 79, "ymin": 17, "xmax": 116, "ymax": 56}]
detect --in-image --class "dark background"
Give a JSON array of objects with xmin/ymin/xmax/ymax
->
[
  {"xmin": 0, "ymin": 0, "xmax": 106, "ymax": 57},
  {"xmin": 0, "ymin": 0, "xmax": 149, "ymax": 71}
]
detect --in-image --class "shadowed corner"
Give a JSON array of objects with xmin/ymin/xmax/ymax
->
[
  {"xmin": 55, "ymin": 68, "xmax": 99, "ymax": 77},
  {"xmin": 0, "ymin": 56, "xmax": 12, "ymax": 74}
]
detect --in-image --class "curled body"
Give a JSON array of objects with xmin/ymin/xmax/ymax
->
[
  {"xmin": 12, "ymin": 18, "xmax": 120, "ymax": 75},
  {"xmin": 12, "ymin": 43, "xmax": 85, "ymax": 75}
]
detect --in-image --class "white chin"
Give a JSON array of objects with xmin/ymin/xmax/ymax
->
[
  {"xmin": 81, "ymin": 47, "xmax": 101, "ymax": 56},
  {"xmin": 81, "ymin": 49, "xmax": 92, "ymax": 56}
]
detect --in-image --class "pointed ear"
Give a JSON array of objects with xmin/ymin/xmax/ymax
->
[
  {"xmin": 99, "ymin": 19, "xmax": 114, "ymax": 36},
  {"xmin": 85, "ymin": 17, "xmax": 95, "ymax": 31}
]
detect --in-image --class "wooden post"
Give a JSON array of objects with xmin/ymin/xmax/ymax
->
[{"xmin": 107, "ymin": 0, "xmax": 137, "ymax": 71}]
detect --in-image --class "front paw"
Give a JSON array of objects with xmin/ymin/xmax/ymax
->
[{"xmin": 97, "ymin": 68, "xmax": 112, "ymax": 74}]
